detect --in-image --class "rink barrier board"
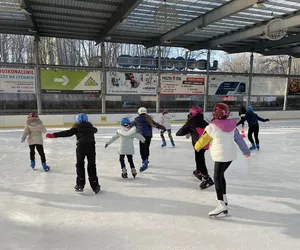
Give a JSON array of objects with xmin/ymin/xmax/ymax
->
[{"xmin": 0, "ymin": 111, "xmax": 299, "ymax": 128}]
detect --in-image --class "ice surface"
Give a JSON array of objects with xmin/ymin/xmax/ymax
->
[{"xmin": 0, "ymin": 120, "xmax": 300, "ymax": 250}]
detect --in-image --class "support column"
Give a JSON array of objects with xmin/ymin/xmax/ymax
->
[
  {"xmin": 34, "ymin": 38, "xmax": 42, "ymax": 115},
  {"xmin": 247, "ymin": 52, "xmax": 254, "ymax": 107},
  {"xmin": 283, "ymin": 55, "xmax": 292, "ymax": 111},
  {"xmin": 203, "ymin": 49, "xmax": 210, "ymax": 112},
  {"xmin": 101, "ymin": 42, "xmax": 106, "ymax": 114},
  {"xmin": 156, "ymin": 46, "xmax": 162, "ymax": 113}
]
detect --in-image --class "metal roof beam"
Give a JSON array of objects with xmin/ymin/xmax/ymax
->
[
  {"xmin": 95, "ymin": 0, "xmax": 143, "ymax": 44},
  {"xmin": 225, "ymin": 34, "xmax": 300, "ymax": 54},
  {"xmin": 261, "ymin": 46, "xmax": 300, "ymax": 56},
  {"xmin": 38, "ymin": 20, "xmax": 103, "ymax": 28},
  {"xmin": 35, "ymin": 10, "xmax": 109, "ymax": 21},
  {"xmin": 143, "ymin": 0, "xmax": 259, "ymax": 48},
  {"xmin": 73, "ymin": 0, "xmax": 120, "ymax": 7},
  {"xmin": 188, "ymin": 11, "xmax": 300, "ymax": 51},
  {"xmin": 23, "ymin": 0, "xmax": 40, "ymax": 37},
  {"xmin": 29, "ymin": 1, "xmax": 115, "ymax": 14}
]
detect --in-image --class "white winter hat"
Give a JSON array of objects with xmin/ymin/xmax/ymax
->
[{"xmin": 138, "ymin": 107, "xmax": 147, "ymax": 115}]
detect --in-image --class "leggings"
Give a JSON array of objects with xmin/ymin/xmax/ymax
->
[
  {"xmin": 119, "ymin": 155, "xmax": 135, "ymax": 169},
  {"xmin": 214, "ymin": 161, "xmax": 232, "ymax": 200},
  {"xmin": 29, "ymin": 144, "xmax": 46, "ymax": 163},
  {"xmin": 194, "ymin": 149, "xmax": 208, "ymax": 176},
  {"xmin": 139, "ymin": 136, "xmax": 152, "ymax": 161},
  {"xmin": 160, "ymin": 129, "xmax": 173, "ymax": 140},
  {"xmin": 248, "ymin": 125, "xmax": 259, "ymax": 144}
]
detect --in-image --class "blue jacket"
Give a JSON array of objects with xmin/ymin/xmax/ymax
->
[
  {"xmin": 236, "ymin": 111, "xmax": 268, "ymax": 127},
  {"xmin": 132, "ymin": 114, "xmax": 166, "ymax": 137}
]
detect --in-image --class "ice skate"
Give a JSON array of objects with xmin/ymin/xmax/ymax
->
[
  {"xmin": 170, "ymin": 139, "xmax": 175, "ymax": 147},
  {"xmin": 74, "ymin": 185, "xmax": 84, "ymax": 192},
  {"xmin": 42, "ymin": 162, "xmax": 50, "ymax": 172},
  {"xmin": 121, "ymin": 168, "xmax": 128, "ymax": 178},
  {"xmin": 256, "ymin": 144, "xmax": 260, "ymax": 150},
  {"xmin": 93, "ymin": 185, "xmax": 101, "ymax": 194},
  {"xmin": 139, "ymin": 160, "xmax": 148, "ymax": 172},
  {"xmin": 249, "ymin": 143, "xmax": 256, "ymax": 150},
  {"xmin": 30, "ymin": 160, "xmax": 35, "ymax": 170},
  {"xmin": 199, "ymin": 176, "xmax": 214, "ymax": 190},
  {"xmin": 161, "ymin": 139, "xmax": 167, "ymax": 147},
  {"xmin": 193, "ymin": 170, "xmax": 203, "ymax": 181},
  {"xmin": 209, "ymin": 200, "xmax": 228, "ymax": 218},
  {"xmin": 131, "ymin": 168, "xmax": 137, "ymax": 178}
]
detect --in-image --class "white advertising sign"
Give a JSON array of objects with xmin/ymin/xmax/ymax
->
[
  {"xmin": 0, "ymin": 68, "xmax": 35, "ymax": 93},
  {"xmin": 107, "ymin": 72, "xmax": 157, "ymax": 95},
  {"xmin": 209, "ymin": 75, "xmax": 248, "ymax": 96},
  {"xmin": 161, "ymin": 74, "xmax": 205, "ymax": 95}
]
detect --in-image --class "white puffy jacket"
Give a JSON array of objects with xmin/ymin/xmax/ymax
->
[
  {"xmin": 161, "ymin": 113, "xmax": 171, "ymax": 130},
  {"xmin": 205, "ymin": 122, "xmax": 237, "ymax": 162},
  {"xmin": 106, "ymin": 126, "xmax": 145, "ymax": 155}
]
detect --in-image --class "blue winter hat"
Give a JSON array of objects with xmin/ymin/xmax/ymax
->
[
  {"xmin": 75, "ymin": 113, "xmax": 88, "ymax": 123},
  {"xmin": 247, "ymin": 106, "xmax": 253, "ymax": 112},
  {"xmin": 121, "ymin": 117, "xmax": 131, "ymax": 127}
]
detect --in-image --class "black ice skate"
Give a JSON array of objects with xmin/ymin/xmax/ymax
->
[
  {"xmin": 74, "ymin": 185, "xmax": 84, "ymax": 192},
  {"xmin": 131, "ymin": 168, "xmax": 137, "ymax": 178},
  {"xmin": 122, "ymin": 168, "xmax": 128, "ymax": 179},
  {"xmin": 93, "ymin": 185, "xmax": 101, "ymax": 194},
  {"xmin": 199, "ymin": 176, "xmax": 214, "ymax": 190}
]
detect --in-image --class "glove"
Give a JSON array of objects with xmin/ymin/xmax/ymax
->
[
  {"xmin": 46, "ymin": 133, "xmax": 55, "ymax": 139},
  {"xmin": 266, "ymin": 119, "xmax": 270, "ymax": 122},
  {"xmin": 141, "ymin": 139, "xmax": 146, "ymax": 143},
  {"xmin": 186, "ymin": 134, "xmax": 191, "ymax": 139},
  {"xmin": 21, "ymin": 137, "xmax": 25, "ymax": 143},
  {"xmin": 105, "ymin": 143, "xmax": 108, "ymax": 148},
  {"xmin": 245, "ymin": 154, "xmax": 251, "ymax": 158}
]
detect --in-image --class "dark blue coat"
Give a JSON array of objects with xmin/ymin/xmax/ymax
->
[
  {"xmin": 132, "ymin": 114, "xmax": 165, "ymax": 137},
  {"xmin": 236, "ymin": 111, "xmax": 268, "ymax": 127}
]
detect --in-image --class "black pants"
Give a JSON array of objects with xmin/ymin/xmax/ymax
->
[
  {"xmin": 29, "ymin": 144, "xmax": 46, "ymax": 163},
  {"xmin": 76, "ymin": 143, "xmax": 99, "ymax": 190},
  {"xmin": 194, "ymin": 149, "xmax": 208, "ymax": 176},
  {"xmin": 119, "ymin": 155, "xmax": 135, "ymax": 169},
  {"xmin": 139, "ymin": 136, "xmax": 152, "ymax": 161},
  {"xmin": 248, "ymin": 125, "xmax": 259, "ymax": 144},
  {"xmin": 160, "ymin": 129, "xmax": 173, "ymax": 140},
  {"xmin": 214, "ymin": 161, "xmax": 232, "ymax": 200}
]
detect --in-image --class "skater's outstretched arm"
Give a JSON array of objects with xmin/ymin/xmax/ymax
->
[
  {"xmin": 256, "ymin": 114, "xmax": 269, "ymax": 122},
  {"xmin": 135, "ymin": 133, "xmax": 145, "ymax": 143},
  {"xmin": 236, "ymin": 116, "xmax": 246, "ymax": 127},
  {"xmin": 176, "ymin": 122, "xmax": 190, "ymax": 136},
  {"xmin": 234, "ymin": 129, "xmax": 251, "ymax": 156},
  {"xmin": 194, "ymin": 132, "xmax": 212, "ymax": 152},
  {"xmin": 151, "ymin": 119, "xmax": 166, "ymax": 131},
  {"xmin": 52, "ymin": 127, "xmax": 77, "ymax": 138},
  {"xmin": 105, "ymin": 133, "xmax": 120, "ymax": 147}
]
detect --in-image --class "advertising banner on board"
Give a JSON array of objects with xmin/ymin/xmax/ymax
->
[
  {"xmin": 251, "ymin": 76, "xmax": 286, "ymax": 96},
  {"xmin": 41, "ymin": 69, "xmax": 101, "ymax": 94},
  {"xmin": 209, "ymin": 76, "xmax": 247, "ymax": 96},
  {"xmin": 287, "ymin": 78, "xmax": 300, "ymax": 95},
  {"xmin": 161, "ymin": 74, "xmax": 205, "ymax": 95},
  {"xmin": 107, "ymin": 71, "xmax": 157, "ymax": 95},
  {"xmin": 0, "ymin": 68, "xmax": 35, "ymax": 93}
]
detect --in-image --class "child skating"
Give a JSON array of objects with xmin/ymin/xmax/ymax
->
[
  {"xmin": 105, "ymin": 118, "xmax": 145, "ymax": 178},
  {"xmin": 160, "ymin": 109, "xmax": 175, "ymax": 147},
  {"xmin": 176, "ymin": 106, "xmax": 214, "ymax": 189},
  {"xmin": 194, "ymin": 103, "xmax": 250, "ymax": 217},
  {"xmin": 131, "ymin": 107, "xmax": 166, "ymax": 172},
  {"xmin": 236, "ymin": 106, "xmax": 270, "ymax": 150},
  {"xmin": 21, "ymin": 112, "xmax": 50, "ymax": 171},
  {"xmin": 46, "ymin": 113, "xmax": 100, "ymax": 194}
]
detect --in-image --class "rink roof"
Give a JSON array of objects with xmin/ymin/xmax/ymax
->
[{"xmin": 1, "ymin": 0, "xmax": 300, "ymax": 56}]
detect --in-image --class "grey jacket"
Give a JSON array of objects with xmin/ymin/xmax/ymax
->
[
  {"xmin": 106, "ymin": 126, "xmax": 145, "ymax": 155},
  {"xmin": 21, "ymin": 118, "xmax": 47, "ymax": 145}
]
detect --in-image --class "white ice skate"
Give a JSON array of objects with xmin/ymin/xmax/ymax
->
[
  {"xmin": 209, "ymin": 200, "xmax": 228, "ymax": 218},
  {"xmin": 215, "ymin": 194, "xmax": 228, "ymax": 206}
]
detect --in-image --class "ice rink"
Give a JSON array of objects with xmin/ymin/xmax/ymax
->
[{"xmin": 0, "ymin": 120, "xmax": 300, "ymax": 250}]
